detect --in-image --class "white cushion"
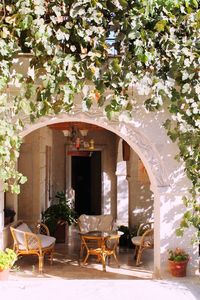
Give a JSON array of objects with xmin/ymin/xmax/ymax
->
[
  {"xmin": 79, "ymin": 214, "xmax": 113, "ymax": 233},
  {"xmin": 98, "ymin": 215, "xmax": 113, "ymax": 231},
  {"xmin": 15, "ymin": 223, "xmax": 32, "ymax": 245},
  {"xmin": 18, "ymin": 234, "xmax": 56, "ymax": 250},
  {"xmin": 37, "ymin": 234, "xmax": 56, "ymax": 248},
  {"xmin": 79, "ymin": 215, "xmax": 100, "ymax": 233},
  {"xmin": 131, "ymin": 236, "xmax": 142, "ymax": 246},
  {"xmin": 131, "ymin": 235, "xmax": 153, "ymax": 246},
  {"xmin": 17, "ymin": 223, "xmax": 32, "ymax": 232}
]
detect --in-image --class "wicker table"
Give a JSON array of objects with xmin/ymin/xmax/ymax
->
[{"xmin": 80, "ymin": 231, "xmax": 122, "ymax": 271}]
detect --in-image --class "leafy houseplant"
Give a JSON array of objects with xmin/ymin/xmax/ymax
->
[
  {"xmin": 0, "ymin": 248, "xmax": 17, "ymax": 280},
  {"xmin": 168, "ymin": 248, "xmax": 189, "ymax": 277},
  {"xmin": 42, "ymin": 191, "xmax": 77, "ymax": 242}
]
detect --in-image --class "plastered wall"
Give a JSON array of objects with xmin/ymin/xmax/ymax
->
[
  {"xmin": 127, "ymin": 148, "xmax": 153, "ymax": 229},
  {"xmin": 17, "ymin": 127, "xmax": 52, "ymax": 226},
  {"xmin": 51, "ymin": 129, "xmax": 118, "ymax": 218}
]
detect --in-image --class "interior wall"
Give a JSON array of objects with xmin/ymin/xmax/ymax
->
[
  {"xmin": 18, "ymin": 127, "xmax": 52, "ymax": 226},
  {"xmin": 52, "ymin": 129, "xmax": 118, "ymax": 218},
  {"xmin": 52, "ymin": 131, "xmax": 66, "ymax": 198},
  {"xmin": 127, "ymin": 148, "xmax": 153, "ymax": 230},
  {"xmin": 91, "ymin": 130, "xmax": 117, "ymax": 217}
]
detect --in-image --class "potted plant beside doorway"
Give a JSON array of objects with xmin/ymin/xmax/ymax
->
[{"xmin": 42, "ymin": 191, "xmax": 77, "ymax": 243}]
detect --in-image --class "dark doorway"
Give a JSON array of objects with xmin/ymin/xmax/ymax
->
[{"xmin": 71, "ymin": 151, "xmax": 101, "ymax": 216}]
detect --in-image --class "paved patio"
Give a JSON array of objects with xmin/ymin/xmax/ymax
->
[
  {"xmin": 1, "ymin": 277, "xmax": 200, "ymax": 300},
  {"xmin": 2, "ymin": 226, "xmax": 199, "ymax": 299},
  {"xmin": 8, "ymin": 225, "xmax": 154, "ymax": 280}
]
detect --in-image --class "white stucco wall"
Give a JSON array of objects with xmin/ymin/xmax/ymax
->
[
  {"xmin": 127, "ymin": 148, "xmax": 153, "ymax": 229},
  {"xmin": 17, "ymin": 127, "xmax": 53, "ymax": 226}
]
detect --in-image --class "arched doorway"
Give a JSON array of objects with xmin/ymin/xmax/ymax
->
[{"xmin": 19, "ymin": 111, "xmax": 168, "ymax": 278}]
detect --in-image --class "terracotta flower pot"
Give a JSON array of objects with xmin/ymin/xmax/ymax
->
[
  {"xmin": 0, "ymin": 269, "xmax": 10, "ymax": 280},
  {"xmin": 54, "ymin": 221, "xmax": 69, "ymax": 243},
  {"xmin": 168, "ymin": 259, "xmax": 189, "ymax": 277}
]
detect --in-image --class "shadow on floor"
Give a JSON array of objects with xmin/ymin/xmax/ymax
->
[{"xmin": 10, "ymin": 227, "xmax": 154, "ymax": 281}]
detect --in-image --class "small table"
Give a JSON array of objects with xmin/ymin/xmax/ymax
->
[{"xmin": 80, "ymin": 231, "xmax": 122, "ymax": 271}]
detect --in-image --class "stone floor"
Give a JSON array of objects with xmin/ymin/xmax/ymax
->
[
  {"xmin": 2, "ymin": 226, "xmax": 200, "ymax": 300},
  {"xmin": 9, "ymin": 225, "xmax": 154, "ymax": 280}
]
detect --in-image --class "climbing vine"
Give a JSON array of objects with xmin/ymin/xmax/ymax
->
[{"xmin": 0, "ymin": 0, "xmax": 199, "ymax": 238}]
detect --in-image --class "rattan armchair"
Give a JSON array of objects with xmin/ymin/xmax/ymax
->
[
  {"xmin": 131, "ymin": 222, "xmax": 154, "ymax": 266},
  {"xmin": 10, "ymin": 220, "xmax": 56, "ymax": 272}
]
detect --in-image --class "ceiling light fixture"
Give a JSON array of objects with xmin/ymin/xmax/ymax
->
[{"xmin": 63, "ymin": 126, "xmax": 94, "ymax": 151}]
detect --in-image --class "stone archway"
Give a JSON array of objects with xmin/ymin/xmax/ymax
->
[
  {"xmin": 19, "ymin": 109, "xmax": 171, "ymax": 278},
  {"xmin": 21, "ymin": 109, "xmax": 169, "ymax": 189},
  {"xmin": 0, "ymin": 107, "xmax": 197, "ymax": 278}
]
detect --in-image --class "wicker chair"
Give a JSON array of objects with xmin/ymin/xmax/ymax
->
[
  {"xmin": 10, "ymin": 220, "xmax": 56, "ymax": 272},
  {"xmin": 131, "ymin": 222, "xmax": 154, "ymax": 266}
]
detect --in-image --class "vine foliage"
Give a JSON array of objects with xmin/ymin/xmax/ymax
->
[{"xmin": 0, "ymin": 0, "xmax": 199, "ymax": 238}]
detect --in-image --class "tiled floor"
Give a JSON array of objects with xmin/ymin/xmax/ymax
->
[{"xmin": 10, "ymin": 225, "xmax": 154, "ymax": 280}]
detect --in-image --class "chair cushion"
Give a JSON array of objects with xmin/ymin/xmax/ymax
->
[
  {"xmin": 98, "ymin": 215, "xmax": 113, "ymax": 231},
  {"xmin": 18, "ymin": 234, "xmax": 56, "ymax": 250},
  {"xmin": 131, "ymin": 235, "xmax": 153, "ymax": 247},
  {"xmin": 17, "ymin": 223, "xmax": 32, "ymax": 232},
  {"xmin": 79, "ymin": 215, "xmax": 100, "ymax": 233},
  {"xmin": 15, "ymin": 223, "xmax": 32, "ymax": 245},
  {"xmin": 131, "ymin": 236, "xmax": 142, "ymax": 246},
  {"xmin": 37, "ymin": 234, "xmax": 56, "ymax": 248},
  {"xmin": 79, "ymin": 214, "xmax": 113, "ymax": 233}
]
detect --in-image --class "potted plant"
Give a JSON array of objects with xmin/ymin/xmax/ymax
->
[
  {"xmin": 168, "ymin": 248, "xmax": 189, "ymax": 277},
  {"xmin": 118, "ymin": 225, "xmax": 138, "ymax": 248},
  {"xmin": 42, "ymin": 191, "xmax": 77, "ymax": 243},
  {"xmin": 0, "ymin": 248, "xmax": 17, "ymax": 280}
]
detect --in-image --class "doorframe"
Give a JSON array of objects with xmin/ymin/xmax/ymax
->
[{"xmin": 65, "ymin": 145, "xmax": 106, "ymax": 215}]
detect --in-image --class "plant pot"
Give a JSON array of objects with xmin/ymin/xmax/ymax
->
[
  {"xmin": 0, "ymin": 269, "xmax": 9, "ymax": 280},
  {"xmin": 168, "ymin": 259, "xmax": 189, "ymax": 277},
  {"xmin": 4, "ymin": 216, "xmax": 14, "ymax": 226},
  {"xmin": 54, "ymin": 221, "xmax": 68, "ymax": 243}
]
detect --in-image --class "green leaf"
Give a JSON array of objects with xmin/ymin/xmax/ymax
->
[
  {"xmin": 191, "ymin": 0, "xmax": 198, "ymax": 8},
  {"xmin": 180, "ymin": 219, "xmax": 189, "ymax": 228},
  {"xmin": 111, "ymin": 58, "xmax": 121, "ymax": 73},
  {"xmin": 11, "ymin": 185, "xmax": 20, "ymax": 194},
  {"xmin": 119, "ymin": 0, "xmax": 128, "ymax": 8},
  {"xmin": 19, "ymin": 175, "xmax": 27, "ymax": 184},
  {"xmin": 20, "ymin": 15, "xmax": 33, "ymax": 30},
  {"xmin": 154, "ymin": 20, "xmax": 167, "ymax": 32},
  {"xmin": 176, "ymin": 228, "xmax": 184, "ymax": 237}
]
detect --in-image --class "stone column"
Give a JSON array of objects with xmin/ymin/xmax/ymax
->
[{"xmin": 115, "ymin": 139, "xmax": 128, "ymax": 226}]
